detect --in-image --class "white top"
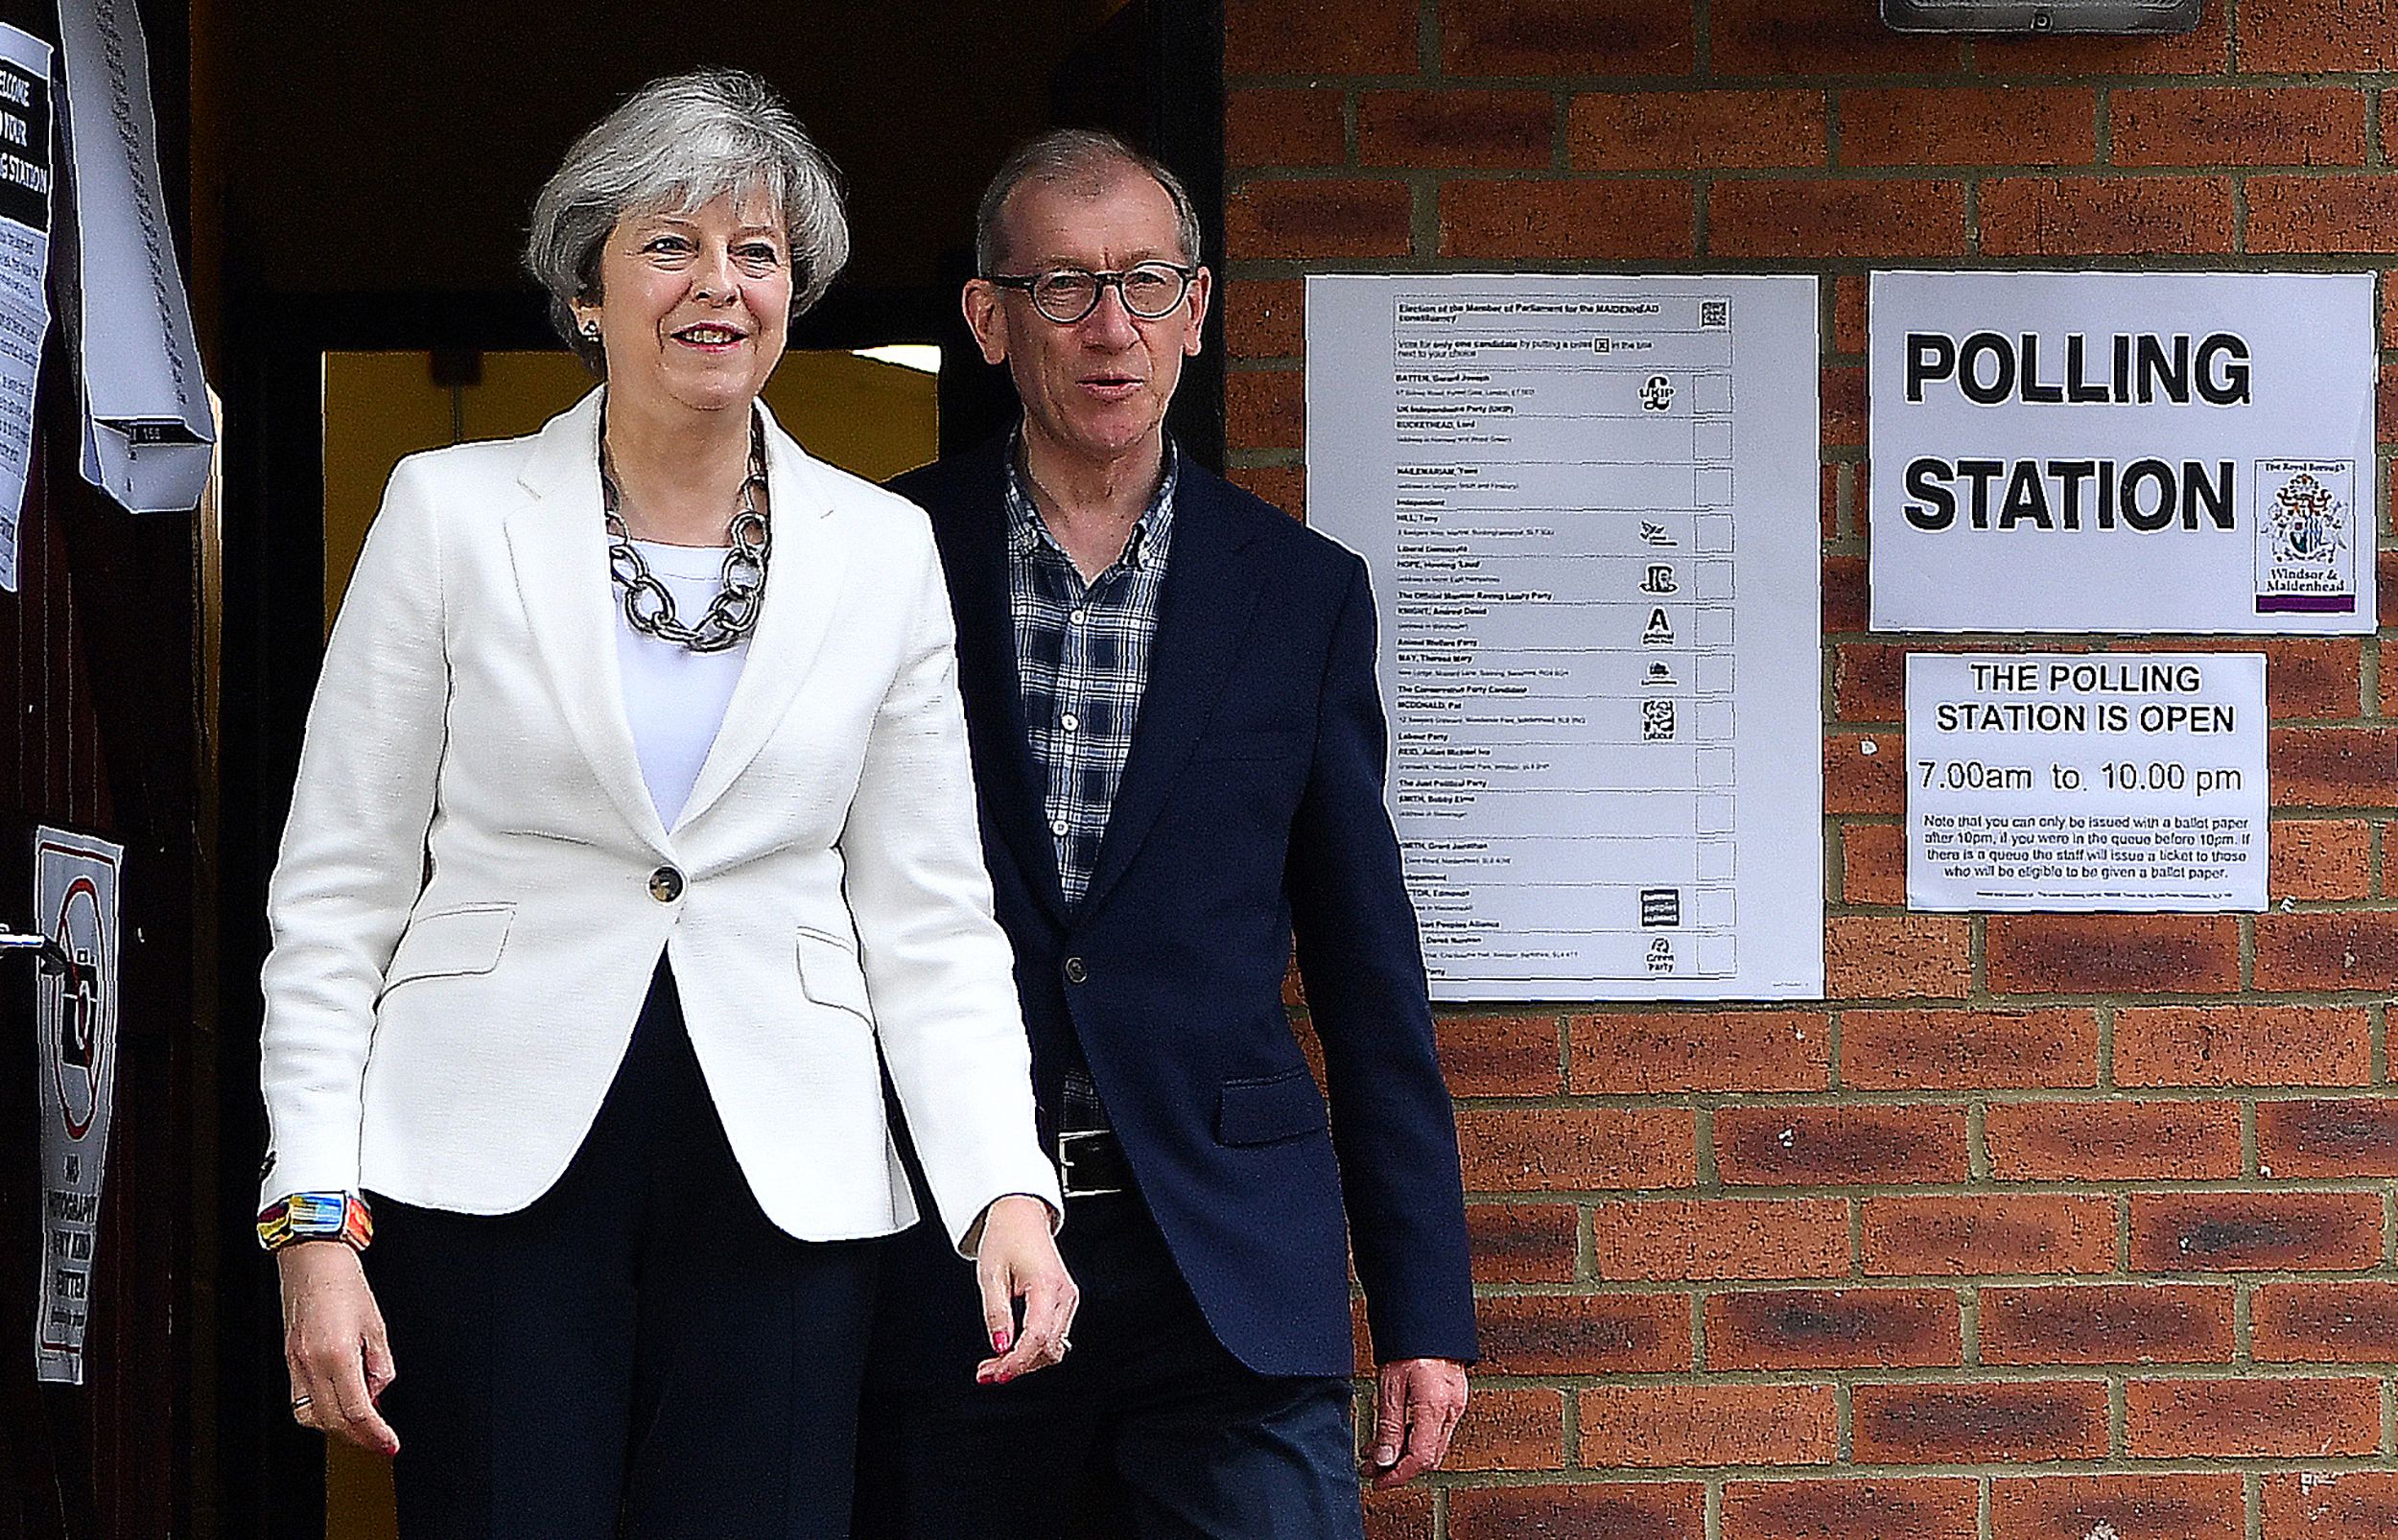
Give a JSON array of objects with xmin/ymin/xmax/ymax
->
[{"xmin": 613, "ymin": 540, "xmax": 747, "ymax": 827}]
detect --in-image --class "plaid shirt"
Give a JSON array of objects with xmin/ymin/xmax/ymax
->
[{"xmin": 1006, "ymin": 438, "xmax": 1178, "ymax": 909}]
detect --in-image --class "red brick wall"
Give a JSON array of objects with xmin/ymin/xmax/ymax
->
[{"xmin": 1224, "ymin": 3, "xmax": 2398, "ymax": 1535}]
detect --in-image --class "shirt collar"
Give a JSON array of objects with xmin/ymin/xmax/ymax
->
[{"xmin": 1005, "ymin": 432, "xmax": 1179, "ymax": 572}]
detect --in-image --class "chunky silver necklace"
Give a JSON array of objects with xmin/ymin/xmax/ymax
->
[{"xmin": 600, "ymin": 417, "xmax": 770, "ymax": 653}]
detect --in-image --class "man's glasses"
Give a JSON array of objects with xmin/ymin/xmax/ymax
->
[{"xmin": 984, "ymin": 262, "xmax": 1199, "ymax": 325}]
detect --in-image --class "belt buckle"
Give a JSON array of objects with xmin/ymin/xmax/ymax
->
[{"xmin": 1056, "ymin": 1128, "xmax": 1126, "ymax": 1200}]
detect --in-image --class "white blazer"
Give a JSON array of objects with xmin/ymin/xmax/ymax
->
[{"xmin": 258, "ymin": 389, "xmax": 1060, "ymax": 1249}]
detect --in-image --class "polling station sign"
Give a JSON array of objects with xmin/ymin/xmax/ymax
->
[{"xmin": 1870, "ymin": 271, "xmax": 2376, "ymax": 634}]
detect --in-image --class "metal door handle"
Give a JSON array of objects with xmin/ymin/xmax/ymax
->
[{"xmin": 0, "ymin": 928, "xmax": 69, "ymax": 972}]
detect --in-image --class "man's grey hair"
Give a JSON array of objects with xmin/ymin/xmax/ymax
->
[
  {"xmin": 973, "ymin": 128, "xmax": 1203, "ymax": 277},
  {"xmin": 526, "ymin": 69, "xmax": 848, "ymax": 375}
]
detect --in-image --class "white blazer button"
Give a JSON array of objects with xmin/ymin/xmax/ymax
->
[{"xmin": 649, "ymin": 866, "xmax": 685, "ymax": 902}]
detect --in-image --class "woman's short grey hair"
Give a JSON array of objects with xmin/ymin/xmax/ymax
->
[
  {"xmin": 973, "ymin": 128, "xmax": 1202, "ymax": 277},
  {"xmin": 527, "ymin": 69, "xmax": 848, "ymax": 374}
]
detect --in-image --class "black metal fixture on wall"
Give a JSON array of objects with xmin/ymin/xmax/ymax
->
[{"xmin": 1880, "ymin": 0, "xmax": 2201, "ymax": 32}]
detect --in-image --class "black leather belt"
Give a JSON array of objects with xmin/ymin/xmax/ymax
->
[{"xmin": 1056, "ymin": 1127, "xmax": 1132, "ymax": 1199}]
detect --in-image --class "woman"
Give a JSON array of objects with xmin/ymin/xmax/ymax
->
[{"xmin": 257, "ymin": 70, "xmax": 1073, "ymax": 1537}]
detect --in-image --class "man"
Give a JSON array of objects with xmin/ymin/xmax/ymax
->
[{"xmin": 856, "ymin": 130, "xmax": 1474, "ymax": 1539}]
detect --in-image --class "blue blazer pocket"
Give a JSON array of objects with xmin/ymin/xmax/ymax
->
[{"xmin": 1215, "ymin": 1066, "xmax": 1328, "ymax": 1146}]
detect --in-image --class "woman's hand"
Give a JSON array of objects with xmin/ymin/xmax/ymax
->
[
  {"xmin": 970, "ymin": 1194, "xmax": 1077, "ymax": 1386},
  {"xmin": 277, "ymin": 1242, "xmax": 400, "ymax": 1455}
]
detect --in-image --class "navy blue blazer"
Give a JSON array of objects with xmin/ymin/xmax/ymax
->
[{"xmin": 874, "ymin": 438, "xmax": 1477, "ymax": 1379}]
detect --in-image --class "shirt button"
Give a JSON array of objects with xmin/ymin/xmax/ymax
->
[
  {"xmin": 1049, "ymin": 817, "xmax": 1070, "ymax": 837},
  {"xmin": 648, "ymin": 866, "xmax": 684, "ymax": 902},
  {"xmin": 1068, "ymin": 609, "xmax": 1086, "ymax": 626},
  {"xmin": 1060, "ymin": 712, "xmax": 1080, "ymax": 733},
  {"xmin": 1063, "ymin": 956, "xmax": 1089, "ymax": 985}
]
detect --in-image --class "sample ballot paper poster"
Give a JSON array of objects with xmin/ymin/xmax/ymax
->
[
  {"xmin": 1308, "ymin": 275, "xmax": 1823, "ymax": 1002},
  {"xmin": 1870, "ymin": 270, "xmax": 2376, "ymax": 634},
  {"xmin": 1906, "ymin": 653, "xmax": 2267, "ymax": 913}
]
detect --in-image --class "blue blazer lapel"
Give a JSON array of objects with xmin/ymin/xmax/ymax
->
[
  {"xmin": 936, "ymin": 449, "xmax": 1072, "ymax": 926},
  {"xmin": 1078, "ymin": 470, "xmax": 1267, "ymax": 917}
]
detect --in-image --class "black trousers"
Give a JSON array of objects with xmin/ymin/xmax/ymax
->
[
  {"xmin": 853, "ymin": 1190, "xmax": 1366, "ymax": 1540},
  {"xmin": 369, "ymin": 964, "xmax": 882, "ymax": 1540}
]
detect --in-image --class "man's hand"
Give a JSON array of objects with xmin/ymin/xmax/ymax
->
[{"xmin": 1362, "ymin": 1356, "xmax": 1469, "ymax": 1488}]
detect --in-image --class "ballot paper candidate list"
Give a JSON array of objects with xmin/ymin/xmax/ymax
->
[{"xmin": 1309, "ymin": 277, "xmax": 1822, "ymax": 1002}]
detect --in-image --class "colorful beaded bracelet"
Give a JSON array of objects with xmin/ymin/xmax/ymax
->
[{"xmin": 256, "ymin": 1192, "xmax": 373, "ymax": 1253}]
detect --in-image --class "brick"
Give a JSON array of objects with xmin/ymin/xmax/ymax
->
[
  {"xmin": 1449, "ymin": 1483, "xmax": 1704, "ymax": 1540},
  {"xmin": 1831, "ymin": 642, "xmax": 1903, "ymax": 722},
  {"xmin": 1224, "ymin": 89, "xmax": 1345, "ymax": 170},
  {"xmin": 1843, "ymin": 1008, "xmax": 2100, "ymax": 1091},
  {"xmin": 2255, "ymin": 1280, "xmax": 2398, "ymax": 1363},
  {"xmin": 1710, "ymin": 180, "xmax": 1966, "ymax": 260},
  {"xmin": 2263, "ymin": 1472, "xmax": 2398, "ymax": 1540},
  {"xmin": 1568, "ymin": 90, "xmax": 1825, "ymax": 171},
  {"xmin": 1359, "ymin": 90, "xmax": 1553, "ymax": 170},
  {"xmin": 1438, "ymin": 179, "xmax": 1695, "ymax": 261},
  {"xmin": 1985, "ymin": 914, "xmax": 2240, "ymax": 995},
  {"xmin": 1446, "ymin": 1386, "xmax": 1566, "ymax": 1470},
  {"xmin": 2246, "ymin": 638, "xmax": 2366, "ymax": 718},
  {"xmin": 2239, "ymin": 0, "xmax": 2398, "ymax": 71},
  {"xmin": 1475, "ymin": 1293, "xmax": 1689, "ymax": 1374},
  {"xmin": 1982, "ymin": 1284, "xmax": 2235, "ymax": 1365},
  {"xmin": 2129, "ymin": 1191, "xmax": 2383, "ymax": 1272},
  {"xmin": 1467, "ymin": 1202, "xmax": 1578, "ymax": 1283},
  {"xmin": 2111, "ymin": 87, "xmax": 2366, "ymax": 168},
  {"xmin": 1224, "ymin": 278, "xmax": 1305, "ymax": 361},
  {"xmin": 1824, "ymin": 735, "xmax": 1902, "ymax": 815},
  {"xmin": 1361, "ymin": 1487, "xmax": 1432, "ymax": 1540},
  {"xmin": 1440, "ymin": 0, "xmax": 1695, "ymax": 78},
  {"xmin": 1824, "ymin": 915, "xmax": 1971, "ymax": 999},
  {"xmin": 2272, "ymin": 819, "xmax": 2374, "ymax": 900},
  {"xmin": 1436, "ymin": 1013, "xmax": 1563, "ymax": 1096},
  {"xmin": 1821, "ymin": 365, "xmax": 1864, "ymax": 447},
  {"xmin": 2115, "ymin": 1005, "xmax": 2371, "ymax": 1087},
  {"xmin": 1851, "ymin": 1382, "xmax": 2107, "ymax": 1464},
  {"xmin": 1985, "ymin": 1099, "xmax": 2245, "ymax": 1182},
  {"xmin": 1979, "ymin": 7, "xmax": 2230, "ymax": 74},
  {"xmin": 2268, "ymin": 726, "xmax": 2398, "ymax": 807},
  {"xmin": 1717, "ymin": 1105, "xmax": 1968, "ymax": 1186},
  {"xmin": 1578, "ymin": 1385, "xmax": 1837, "ymax": 1468},
  {"xmin": 1569, "ymin": 1010, "xmax": 1830, "ymax": 1095},
  {"xmin": 1841, "ymin": 823, "xmax": 1903, "ymax": 906},
  {"xmin": 1227, "ymin": 464, "xmax": 1305, "ymax": 519},
  {"xmin": 1591, "ymin": 1198, "xmax": 1848, "ymax": 1282},
  {"xmin": 2257, "ymin": 911, "xmax": 2398, "ymax": 992},
  {"xmin": 1225, "ymin": 179, "xmax": 1411, "ymax": 261},
  {"xmin": 1832, "ymin": 275, "xmax": 1867, "ymax": 356},
  {"xmin": 1860, "ymin": 1194, "xmax": 2116, "ymax": 1277},
  {"xmin": 1821, "ymin": 462, "xmax": 1841, "ymax": 542},
  {"xmin": 1225, "ymin": 0, "xmax": 1418, "ymax": 76},
  {"xmin": 1225, "ymin": 368, "xmax": 1301, "ymax": 451},
  {"xmin": 2259, "ymin": 1098, "xmax": 2398, "ymax": 1178},
  {"xmin": 1709, "ymin": 0, "xmax": 1959, "ymax": 75},
  {"xmin": 1724, "ymin": 1480, "xmax": 1979, "ymax": 1540},
  {"xmin": 1707, "ymin": 1288, "xmax": 1962, "ymax": 1370},
  {"xmin": 2251, "ymin": 176, "xmax": 2398, "ymax": 254},
  {"xmin": 2127, "ymin": 1376, "xmax": 2379, "ymax": 1457},
  {"xmin": 1842, "ymin": 87, "xmax": 2095, "ymax": 168},
  {"xmin": 1979, "ymin": 175, "xmax": 2235, "ymax": 256},
  {"xmin": 1990, "ymin": 1474, "xmax": 2245, "ymax": 1540},
  {"xmin": 1457, "ymin": 1107, "xmax": 1695, "ymax": 1192},
  {"xmin": 1822, "ymin": 556, "xmax": 1867, "ymax": 633}
]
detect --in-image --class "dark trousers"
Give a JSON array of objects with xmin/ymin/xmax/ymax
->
[
  {"xmin": 853, "ymin": 1190, "xmax": 1366, "ymax": 1540},
  {"xmin": 368, "ymin": 963, "xmax": 882, "ymax": 1540}
]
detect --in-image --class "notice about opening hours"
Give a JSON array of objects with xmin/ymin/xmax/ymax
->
[{"xmin": 1905, "ymin": 652, "xmax": 2267, "ymax": 913}]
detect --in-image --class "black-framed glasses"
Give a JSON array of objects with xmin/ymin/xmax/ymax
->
[{"xmin": 984, "ymin": 262, "xmax": 1199, "ymax": 324}]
